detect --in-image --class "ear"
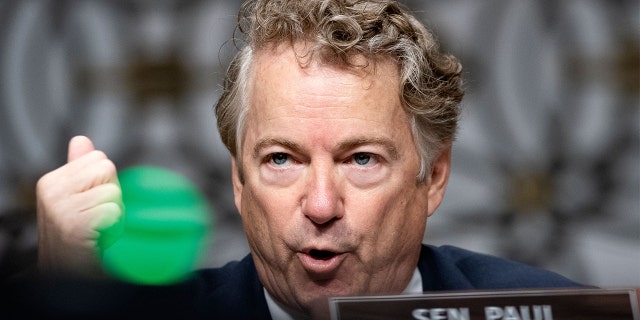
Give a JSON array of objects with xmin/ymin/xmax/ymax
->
[
  {"xmin": 425, "ymin": 144, "xmax": 452, "ymax": 217},
  {"xmin": 230, "ymin": 157, "xmax": 244, "ymax": 216}
]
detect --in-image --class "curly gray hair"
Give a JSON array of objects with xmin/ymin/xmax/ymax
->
[{"xmin": 216, "ymin": 0, "xmax": 464, "ymax": 183}]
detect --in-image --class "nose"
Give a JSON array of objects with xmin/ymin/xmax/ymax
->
[{"xmin": 301, "ymin": 163, "xmax": 344, "ymax": 225}]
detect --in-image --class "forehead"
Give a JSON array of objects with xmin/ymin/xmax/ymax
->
[{"xmin": 246, "ymin": 44, "xmax": 405, "ymax": 125}]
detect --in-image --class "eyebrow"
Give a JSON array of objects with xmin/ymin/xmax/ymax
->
[
  {"xmin": 336, "ymin": 137, "xmax": 400, "ymax": 160},
  {"xmin": 252, "ymin": 136, "xmax": 400, "ymax": 160},
  {"xmin": 252, "ymin": 137, "xmax": 305, "ymax": 159}
]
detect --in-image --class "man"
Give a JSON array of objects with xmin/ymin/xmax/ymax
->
[{"xmin": 35, "ymin": 0, "xmax": 581, "ymax": 319}]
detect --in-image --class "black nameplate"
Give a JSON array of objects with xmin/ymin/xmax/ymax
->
[{"xmin": 329, "ymin": 288, "xmax": 639, "ymax": 320}]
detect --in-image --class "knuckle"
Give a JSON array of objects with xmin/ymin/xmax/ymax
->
[
  {"xmin": 91, "ymin": 202, "xmax": 123, "ymax": 229},
  {"xmin": 36, "ymin": 169, "xmax": 58, "ymax": 190},
  {"xmin": 105, "ymin": 202, "xmax": 124, "ymax": 219},
  {"xmin": 90, "ymin": 150, "xmax": 108, "ymax": 160},
  {"xmin": 36, "ymin": 171, "xmax": 61, "ymax": 202},
  {"xmin": 107, "ymin": 182, "xmax": 122, "ymax": 197},
  {"xmin": 97, "ymin": 159, "xmax": 118, "ymax": 178},
  {"xmin": 102, "ymin": 183, "xmax": 123, "ymax": 204}
]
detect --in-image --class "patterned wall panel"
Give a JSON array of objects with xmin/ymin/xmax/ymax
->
[
  {"xmin": 411, "ymin": 0, "xmax": 639, "ymax": 286},
  {"xmin": 0, "ymin": 0, "xmax": 638, "ymax": 286}
]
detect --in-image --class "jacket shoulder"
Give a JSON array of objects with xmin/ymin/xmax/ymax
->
[
  {"xmin": 419, "ymin": 245, "xmax": 585, "ymax": 291},
  {"xmin": 190, "ymin": 254, "xmax": 271, "ymax": 319}
]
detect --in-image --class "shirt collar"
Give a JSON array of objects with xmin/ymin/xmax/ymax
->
[{"xmin": 265, "ymin": 268, "xmax": 423, "ymax": 319}]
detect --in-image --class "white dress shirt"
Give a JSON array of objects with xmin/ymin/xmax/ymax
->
[{"xmin": 265, "ymin": 268, "xmax": 423, "ymax": 320}]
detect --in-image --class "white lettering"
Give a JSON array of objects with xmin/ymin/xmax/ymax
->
[
  {"xmin": 485, "ymin": 306, "xmax": 504, "ymax": 320},
  {"xmin": 543, "ymin": 305, "xmax": 553, "ymax": 320},
  {"xmin": 533, "ymin": 305, "xmax": 542, "ymax": 320},
  {"xmin": 519, "ymin": 306, "xmax": 531, "ymax": 320},
  {"xmin": 412, "ymin": 308, "xmax": 471, "ymax": 320},
  {"xmin": 448, "ymin": 308, "xmax": 470, "ymax": 320},
  {"xmin": 503, "ymin": 306, "xmax": 521, "ymax": 320},
  {"xmin": 482, "ymin": 305, "xmax": 553, "ymax": 320},
  {"xmin": 431, "ymin": 308, "xmax": 447, "ymax": 320},
  {"xmin": 412, "ymin": 308, "xmax": 431, "ymax": 320}
]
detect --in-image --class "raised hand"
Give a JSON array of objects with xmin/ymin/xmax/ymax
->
[{"xmin": 36, "ymin": 136, "xmax": 123, "ymax": 278}]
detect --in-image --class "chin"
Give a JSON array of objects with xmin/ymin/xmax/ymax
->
[
  {"xmin": 293, "ymin": 289, "xmax": 350, "ymax": 319},
  {"xmin": 295, "ymin": 278, "xmax": 359, "ymax": 307}
]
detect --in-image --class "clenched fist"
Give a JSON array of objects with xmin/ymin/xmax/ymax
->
[{"xmin": 36, "ymin": 136, "xmax": 123, "ymax": 278}]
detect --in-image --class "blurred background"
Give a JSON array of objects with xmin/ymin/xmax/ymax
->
[{"xmin": 0, "ymin": 0, "xmax": 638, "ymax": 288}]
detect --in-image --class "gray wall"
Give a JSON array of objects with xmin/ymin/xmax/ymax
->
[{"xmin": 0, "ymin": 0, "xmax": 638, "ymax": 287}]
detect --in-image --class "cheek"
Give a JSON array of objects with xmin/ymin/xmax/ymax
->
[
  {"xmin": 239, "ymin": 187, "xmax": 276, "ymax": 247},
  {"xmin": 240, "ymin": 184, "xmax": 295, "ymax": 253},
  {"xmin": 355, "ymin": 184, "xmax": 429, "ymax": 252}
]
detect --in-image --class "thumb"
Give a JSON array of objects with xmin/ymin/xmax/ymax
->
[{"xmin": 67, "ymin": 135, "xmax": 96, "ymax": 163}]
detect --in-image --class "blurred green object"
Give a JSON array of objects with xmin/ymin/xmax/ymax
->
[{"xmin": 100, "ymin": 166, "xmax": 213, "ymax": 285}]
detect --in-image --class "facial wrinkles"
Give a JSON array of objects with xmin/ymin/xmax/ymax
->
[
  {"xmin": 243, "ymin": 165, "xmax": 357, "ymax": 309},
  {"xmin": 249, "ymin": 133, "xmax": 403, "ymax": 253},
  {"xmin": 257, "ymin": 140, "xmax": 358, "ymax": 252},
  {"xmin": 242, "ymin": 45, "xmax": 426, "ymax": 309},
  {"xmin": 362, "ymin": 178, "xmax": 421, "ymax": 253},
  {"xmin": 241, "ymin": 180, "xmax": 294, "ymax": 297},
  {"xmin": 266, "ymin": 60, "xmax": 394, "ymax": 124}
]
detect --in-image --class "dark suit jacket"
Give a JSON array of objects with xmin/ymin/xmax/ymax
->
[
  {"xmin": 190, "ymin": 244, "xmax": 583, "ymax": 319},
  {"xmin": 2, "ymin": 244, "xmax": 583, "ymax": 319}
]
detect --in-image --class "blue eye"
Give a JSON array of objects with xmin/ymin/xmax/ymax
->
[
  {"xmin": 271, "ymin": 153, "xmax": 289, "ymax": 165},
  {"xmin": 353, "ymin": 153, "xmax": 371, "ymax": 165}
]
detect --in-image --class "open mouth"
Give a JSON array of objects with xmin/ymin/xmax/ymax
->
[
  {"xmin": 309, "ymin": 249, "xmax": 337, "ymax": 260},
  {"xmin": 298, "ymin": 249, "xmax": 345, "ymax": 276}
]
